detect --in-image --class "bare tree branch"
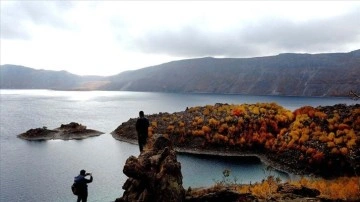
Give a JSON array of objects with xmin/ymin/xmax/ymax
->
[{"xmin": 349, "ymin": 90, "xmax": 360, "ymax": 100}]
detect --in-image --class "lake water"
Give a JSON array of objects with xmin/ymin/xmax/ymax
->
[{"xmin": 0, "ymin": 90, "xmax": 357, "ymax": 202}]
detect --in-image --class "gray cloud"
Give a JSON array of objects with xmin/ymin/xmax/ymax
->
[
  {"xmin": 242, "ymin": 10, "xmax": 360, "ymax": 53},
  {"xmin": 130, "ymin": 8, "xmax": 360, "ymax": 57},
  {"xmin": 1, "ymin": 1, "xmax": 73, "ymax": 39}
]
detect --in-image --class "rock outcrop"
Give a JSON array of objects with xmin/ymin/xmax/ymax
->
[
  {"xmin": 116, "ymin": 136, "xmax": 185, "ymax": 202},
  {"xmin": 277, "ymin": 183, "xmax": 320, "ymax": 198},
  {"xmin": 17, "ymin": 122, "xmax": 104, "ymax": 140},
  {"xmin": 185, "ymin": 188, "xmax": 256, "ymax": 202}
]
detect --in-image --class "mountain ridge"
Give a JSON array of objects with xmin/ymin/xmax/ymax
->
[
  {"xmin": 0, "ymin": 64, "xmax": 107, "ymax": 90},
  {"xmin": 103, "ymin": 50, "xmax": 360, "ymax": 96},
  {"xmin": 1, "ymin": 50, "xmax": 359, "ymax": 96}
]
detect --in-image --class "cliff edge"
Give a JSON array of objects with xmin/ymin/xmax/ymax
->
[{"xmin": 115, "ymin": 136, "xmax": 185, "ymax": 202}]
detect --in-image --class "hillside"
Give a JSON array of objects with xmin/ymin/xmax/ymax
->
[
  {"xmin": 1, "ymin": 50, "xmax": 359, "ymax": 96},
  {"xmin": 104, "ymin": 50, "xmax": 360, "ymax": 96}
]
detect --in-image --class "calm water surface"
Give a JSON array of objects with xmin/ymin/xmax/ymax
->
[{"xmin": 0, "ymin": 90, "xmax": 357, "ymax": 202}]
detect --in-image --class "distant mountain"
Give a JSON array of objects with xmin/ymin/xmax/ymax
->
[
  {"xmin": 1, "ymin": 50, "xmax": 359, "ymax": 96},
  {"xmin": 103, "ymin": 50, "xmax": 360, "ymax": 97},
  {"xmin": 0, "ymin": 65, "xmax": 107, "ymax": 90}
]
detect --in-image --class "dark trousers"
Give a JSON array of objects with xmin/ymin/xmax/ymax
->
[
  {"xmin": 77, "ymin": 192, "xmax": 88, "ymax": 202},
  {"xmin": 138, "ymin": 136, "xmax": 147, "ymax": 152}
]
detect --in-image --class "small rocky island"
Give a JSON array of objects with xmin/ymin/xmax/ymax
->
[{"xmin": 18, "ymin": 122, "xmax": 104, "ymax": 141}]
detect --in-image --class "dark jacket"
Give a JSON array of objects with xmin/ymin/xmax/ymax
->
[
  {"xmin": 74, "ymin": 175, "xmax": 93, "ymax": 194},
  {"xmin": 136, "ymin": 117, "xmax": 149, "ymax": 139}
]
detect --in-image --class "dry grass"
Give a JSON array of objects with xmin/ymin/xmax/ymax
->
[{"xmin": 189, "ymin": 176, "xmax": 360, "ymax": 201}]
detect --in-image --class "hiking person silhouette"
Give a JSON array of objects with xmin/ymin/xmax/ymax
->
[
  {"xmin": 74, "ymin": 169, "xmax": 93, "ymax": 202},
  {"xmin": 136, "ymin": 111, "xmax": 150, "ymax": 152}
]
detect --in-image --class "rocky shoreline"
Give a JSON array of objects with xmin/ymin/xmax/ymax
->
[
  {"xmin": 113, "ymin": 135, "xmax": 300, "ymax": 177},
  {"xmin": 112, "ymin": 103, "xmax": 360, "ymax": 178},
  {"xmin": 116, "ymin": 136, "xmax": 331, "ymax": 202},
  {"xmin": 18, "ymin": 122, "xmax": 104, "ymax": 141}
]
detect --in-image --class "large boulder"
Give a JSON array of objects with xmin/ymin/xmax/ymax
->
[{"xmin": 116, "ymin": 136, "xmax": 185, "ymax": 202}]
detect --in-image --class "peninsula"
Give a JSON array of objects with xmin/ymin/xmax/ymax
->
[{"xmin": 112, "ymin": 103, "xmax": 360, "ymax": 178}]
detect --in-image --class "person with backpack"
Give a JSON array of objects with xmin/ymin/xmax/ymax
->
[
  {"xmin": 73, "ymin": 169, "xmax": 93, "ymax": 202},
  {"xmin": 136, "ymin": 111, "xmax": 150, "ymax": 152}
]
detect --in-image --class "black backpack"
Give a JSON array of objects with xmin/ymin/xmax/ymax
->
[{"xmin": 71, "ymin": 182, "xmax": 79, "ymax": 195}]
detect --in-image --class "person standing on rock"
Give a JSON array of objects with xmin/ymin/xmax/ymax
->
[
  {"xmin": 136, "ymin": 111, "xmax": 150, "ymax": 152},
  {"xmin": 74, "ymin": 169, "xmax": 93, "ymax": 202}
]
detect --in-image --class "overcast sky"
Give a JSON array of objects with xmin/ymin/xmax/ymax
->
[{"xmin": 1, "ymin": 1, "xmax": 360, "ymax": 76}]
